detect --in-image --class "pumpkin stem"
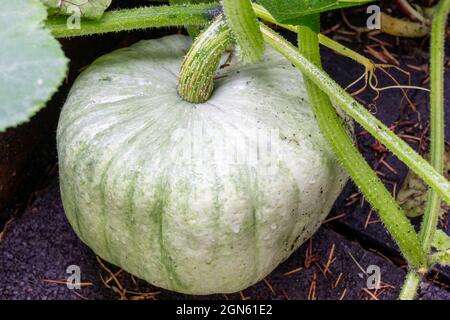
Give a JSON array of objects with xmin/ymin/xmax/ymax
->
[{"xmin": 178, "ymin": 15, "xmax": 232, "ymax": 104}]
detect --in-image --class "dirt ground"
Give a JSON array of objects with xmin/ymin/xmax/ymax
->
[{"xmin": 0, "ymin": 2, "xmax": 449, "ymax": 300}]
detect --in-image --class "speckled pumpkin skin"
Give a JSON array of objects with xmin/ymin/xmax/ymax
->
[{"xmin": 57, "ymin": 35, "xmax": 349, "ymax": 295}]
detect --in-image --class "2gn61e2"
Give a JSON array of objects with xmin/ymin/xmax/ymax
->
[{"xmin": 220, "ymin": 304, "xmax": 272, "ymax": 315}]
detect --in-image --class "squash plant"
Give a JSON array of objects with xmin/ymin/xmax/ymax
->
[{"xmin": 2, "ymin": 0, "xmax": 450, "ymax": 299}]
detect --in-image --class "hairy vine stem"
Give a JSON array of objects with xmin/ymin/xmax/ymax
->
[
  {"xmin": 400, "ymin": 0, "xmax": 450, "ymax": 300},
  {"xmin": 419, "ymin": 0, "xmax": 450, "ymax": 256},
  {"xmin": 380, "ymin": 12, "xmax": 430, "ymax": 38},
  {"xmin": 296, "ymin": 15, "xmax": 425, "ymax": 269},
  {"xmin": 399, "ymin": 271, "xmax": 422, "ymax": 300},
  {"xmin": 252, "ymin": 4, "xmax": 374, "ymax": 76},
  {"xmin": 46, "ymin": 3, "xmax": 221, "ymax": 38},
  {"xmin": 252, "ymin": 3, "xmax": 428, "ymax": 101},
  {"xmin": 168, "ymin": 0, "xmax": 203, "ymax": 37},
  {"xmin": 178, "ymin": 15, "xmax": 232, "ymax": 103},
  {"xmin": 222, "ymin": 0, "xmax": 265, "ymax": 64}
]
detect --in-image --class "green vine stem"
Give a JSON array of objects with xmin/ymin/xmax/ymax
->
[
  {"xmin": 419, "ymin": 0, "xmax": 450, "ymax": 254},
  {"xmin": 253, "ymin": 4, "xmax": 430, "ymax": 111},
  {"xmin": 178, "ymin": 15, "xmax": 232, "ymax": 103},
  {"xmin": 168, "ymin": 0, "xmax": 203, "ymax": 37},
  {"xmin": 381, "ymin": 12, "xmax": 430, "ymax": 38},
  {"xmin": 260, "ymin": 24, "xmax": 450, "ymax": 208},
  {"xmin": 46, "ymin": 3, "xmax": 221, "ymax": 38},
  {"xmin": 222, "ymin": 0, "xmax": 265, "ymax": 63},
  {"xmin": 252, "ymin": 4, "xmax": 374, "ymax": 72},
  {"xmin": 399, "ymin": 271, "xmax": 422, "ymax": 300},
  {"xmin": 296, "ymin": 15, "xmax": 425, "ymax": 268},
  {"xmin": 401, "ymin": 0, "xmax": 450, "ymax": 300}
]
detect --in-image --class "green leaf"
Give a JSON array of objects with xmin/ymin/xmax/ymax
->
[
  {"xmin": 0, "ymin": 0, "xmax": 68, "ymax": 131},
  {"xmin": 430, "ymin": 229, "xmax": 450, "ymax": 266},
  {"xmin": 397, "ymin": 151, "xmax": 450, "ymax": 218},
  {"xmin": 432, "ymin": 229, "xmax": 450, "ymax": 251},
  {"xmin": 438, "ymin": 253, "xmax": 450, "ymax": 266},
  {"xmin": 430, "ymin": 249, "xmax": 450, "ymax": 267},
  {"xmin": 257, "ymin": 0, "xmax": 375, "ymax": 24},
  {"xmin": 41, "ymin": 0, "xmax": 112, "ymax": 19}
]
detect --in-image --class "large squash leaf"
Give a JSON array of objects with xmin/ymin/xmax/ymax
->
[
  {"xmin": 0, "ymin": 0, "xmax": 68, "ymax": 131},
  {"xmin": 41, "ymin": 0, "xmax": 112, "ymax": 19},
  {"xmin": 432, "ymin": 230, "xmax": 450, "ymax": 267},
  {"xmin": 432, "ymin": 230, "xmax": 450, "ymax": 252},
  {"xmin": 397, "ymin": 151, "xmax": 450, "ymax": 218},
  {"xmin": 257, "ymin": 0, "xmax": 375, "ymax": 24}
]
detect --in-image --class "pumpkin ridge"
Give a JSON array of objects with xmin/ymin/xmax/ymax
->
[
  {"xmin": 59, "ymin": 144, "xmax": 88, "ymax": 238},
  {"xmin": 248, "ymin": 169, "xmax": 262, "ymax": 279},
  {"xmin": 96, "ymin": 114, "xmax": 172, "ymax": 264},
  {"xmin": 59, "ymin": 101, "xmax": 169, "ymax": 254},
  {"xmin": 276, "ymin": 161, "xmax": 302, "ymax": 257},
  {"xmin": 99, "ymin": 159, "xmax": 119, "ymax": 263},
  {"xmin": 250, "ymin": 203, "xmax": 260, "ymax": 278},
  {"xmin": 60, "ymin": 178, "xmax": 84, "ymax": 243},
  {"xmin": 135, "ymin": 100, "xmax": 194, "ymax": 291},
  {"xmin": 150, "ymin": 178, "xmax": 187, "ymax": 291},
  {"xmin": 210, "ymin": 174, "xmax": 224, "ymax": 263},
  {"xmin": 123, "ymin": 159, "xmax": 144, "ymax": 273}
]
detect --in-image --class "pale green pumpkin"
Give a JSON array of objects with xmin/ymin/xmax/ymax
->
[{"xmin": 57, "ymin": 35, "xmax": 349, "ymax": 295}]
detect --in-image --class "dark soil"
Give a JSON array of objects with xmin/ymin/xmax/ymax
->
[{"xmin": 0, "ymin": 1, "xmax": 449, "ymax": 300}]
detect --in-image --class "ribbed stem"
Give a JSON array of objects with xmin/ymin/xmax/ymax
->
[
  {"xmin": 46, "ymin": 3, "xmax": 221, "ymax": 38},
  {"xmin": 178, "ymin": 15, "xmax": 232, "ymax": 103}
]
